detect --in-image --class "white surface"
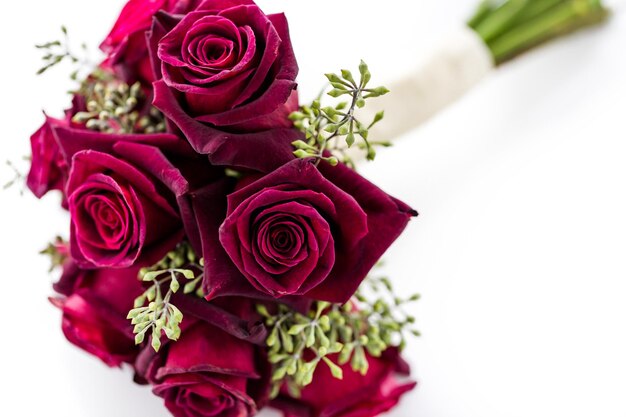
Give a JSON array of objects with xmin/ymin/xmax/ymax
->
[{"xmin": 1, "ymin": 1, "xmax": 626, "ymax": 417}]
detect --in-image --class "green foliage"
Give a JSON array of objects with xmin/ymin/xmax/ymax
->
[
  {"xmin": 72, "ymin": 70, "xmax": 166, "ymax": 134},
  {"xmin": 36, "ymin": 26, "xmax": 90, "ymax": 77},
  {"xmin": 259, "ymin": 268, "xmax": 420, "ymax": 399},
  {"xmin": 290, "ymin": 60, "xmax": 391, "ymax": 168},
  {"xmin": 128, "ymin": 243, "xmax": 204, "ymax": 352},
  {"xmin": 40, "ymin": 236, "xmax": 69, "ymax": 272}
]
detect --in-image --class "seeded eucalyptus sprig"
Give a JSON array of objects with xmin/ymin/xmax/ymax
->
[
  {"xmin": 290, "ymin": 61, "xmax": 390, "ymax": 168},
  {"xmin": 73, "ymin": 71, "xmax": 166, "ymax": 134},
  {"xmin": 36, "ymin": 26, "xmax": 90, "ymax": 79},
  {"xmin": 127, "ymin": 243, "xmax": 204, "ymax": 352},
  {"xmin": 259, "ymin": 268, "xmax": 419, "ymax": 399},
  {"xmin": 2, "ymin": 160, "xmax": 26, "ymax": 195}
]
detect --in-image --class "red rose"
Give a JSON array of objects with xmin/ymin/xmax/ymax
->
[
  {"xmin": 26, "ymin": 116, "xmax": 68, "ymax": 200},
  {"xmin": 272, "ymin": 349, "xmax": 415, "ymax": 417},
  {"xmin": 148, "ymin": 0, "xmax": 302, "ymax": 171},
  {"xmin": 145, "ymin": 319, "xmax": 270, "ymax": 417},
  {"xmin": 51, "ymin": 261, "xmax": 146, "ymax": 367},
  {"xmin": 101, "ymin": 0, "xmax": 201, "ymax": 84},
  {"xmin": 189, "ymin": 159, "xmax": 416, "ymax": 303},
  {"xmin": 54, "ymin": 126, "xmax": 218, "ymax": 269}
]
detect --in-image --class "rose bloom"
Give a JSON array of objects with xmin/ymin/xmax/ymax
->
[
  {"xmin": 101, "ymin": 0, "xmax": 201, "ymax": 84},
  {"xmin": 51, "ymin": 260, "xmax": 146, "ymax": 367},
  {"xmin": 188, "ymin": 158, "xmax": 417, "ymax": 303},
  {"xmin": 148, "ymin": 0, "xmax": 302, "ymax": 171},
  {"xmin": 54, "ymin": 126, "xmax": 218, "ymax": 269},
  {"xmin": 27, "ymin": 116, "xmax": 69, "ymax": 200},
  {"xmin": 140, "ymin": 319, "xmax": 270, "ymax": 417},
  {"xmin": 272, "ymin": 349, "xmax": 415, "ymax": 417}
]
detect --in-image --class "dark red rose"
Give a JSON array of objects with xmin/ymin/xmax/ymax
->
[
  {"xmin": 148, "ymin": 0, "xmax": 302, "ymax": 171},
  {"xmin": 101, "ymin": 0, "xmax": 201, "ymax": 84},
  {"xmin": 189, "ymin": 158, "xmax": 416, "ymax": 303},
  {"xmin": 54, "ymin": 126, "xmax": 218, "ymax": 269},
  {"xmin": 26, "ymin": 116, "xmax": 68, "ymax": 199},
  {"xmin": 272, "ymin": 349, "xmax": 416, "ymax": 417},
  {"xmin": 51, "ymin": 261, "xmax": 147, "ymax": 367},
  {"xmin": 146, "ymin": 319, "xmax": 270, "ymax": 417}
]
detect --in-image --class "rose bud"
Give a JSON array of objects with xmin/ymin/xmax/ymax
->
[
  {"xmin": 190, "ymin": 158, "xmax": 417, "ymax": 303},
  {"xmin": 26, "ymin": 116, "xmax": 69, "ymax": 200},
  {"xmin": 101, "ymin": 0, "xmax": 201, "ymax": 85},
  {"xmin": 272, "ymin": 349, "xmax": 416, "ymax": 417},
  {"xmin": 148, "ymin": 0, "xmax": 302, "ymax": 172}
]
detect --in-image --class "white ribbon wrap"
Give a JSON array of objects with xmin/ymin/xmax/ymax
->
[{"xmin": 363, "ymin": 26, "xmax": 495, "ymax": 142}]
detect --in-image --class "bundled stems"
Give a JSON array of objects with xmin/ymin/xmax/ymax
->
[{"xmin": 469, "ymin": 0, "xmax": 609, "ymax": 64}]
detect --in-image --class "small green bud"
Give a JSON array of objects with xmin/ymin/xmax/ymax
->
[
  {"xmin": 135, "ymin": 332, "xmax": 146, "ymax": 345},
  {"xmin": 170, "ymin": 305, "xmax": 183, "ymax": 324},
  {"xmin": 288, "ymin": 323, "xmax": 309, "ymax": 335},
  {"xmin": 340, "ymin": 69, "xmax": 356, "ymax": 85},
  {"xmin": 267, "ymin": 327, "xmax": 279, "ymax": 347},
  {"xmin": 325, "ymin": 157, "xmax": 339, "ymax": 166},
  {"xmin": 151, "ymin": 334, "xmax": 162, "ymax": 352},
  {"xmin": 322, "ymin": 357, "xmax": 344, "ymax": 380},
  {"xmin": 327, "ymin": 89, "xmax": 347, "ymax": 98},
  {"xmin": 256, "ymin": 304, "xmax": 271, "ymax": 318},
  {"xmin": 170, "ymin": 277, "xmax": 180, "ymax": 293},
  {"xmin": 142, "ymin": 271, "xmax": 162, "ymax": 281}
]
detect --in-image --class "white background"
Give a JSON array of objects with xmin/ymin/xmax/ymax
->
[{"xmin": 1, "ymin": 1, "xmax": 626, "ymax": 416}]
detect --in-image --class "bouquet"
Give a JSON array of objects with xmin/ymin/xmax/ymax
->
[{"xmin": 26, "ymin": 1, "xmax": 419, "ymax": 416}]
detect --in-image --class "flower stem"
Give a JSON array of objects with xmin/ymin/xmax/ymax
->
[{"xmin": 469, "ymin": 0, "xmax": 609, "ymax": 65}]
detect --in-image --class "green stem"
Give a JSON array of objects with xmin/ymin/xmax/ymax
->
[
  {"xmin": 514, "ymin": 0, "xmax": 569, "ymax": 24},
  {"xmin": 474, "ymin": 0, "xmax": 530, "ymax": 43},
  {"xmin": 488, "ymin": 0, "xmax": 609, "ymax": 63},
  {"xmin": 468, "ymin": 0, "xmax": 498, "ymax": 29}
]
